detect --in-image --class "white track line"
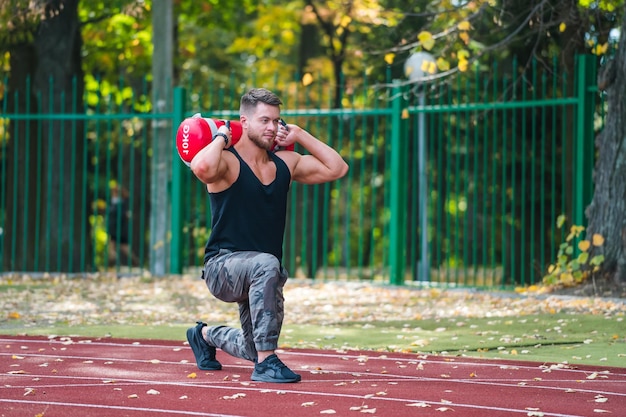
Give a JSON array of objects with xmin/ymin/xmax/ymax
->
[
  {"xmin": 285, "ymin": 350, "xmax": 626, "ymax": 377},
  {"xmin": 4, "ymin": 370, "xmax": 625, "ymax": 399},
  {"xmin": 2, "ymin": 337, "xmax": 624, "ymax": 417},
  {"xmin": 0, "ymin": 399, "xmax": 247, "ymax": 417},
  {"xmin": 0, "ymin": 384, "xmax": 596, "ymax": 417},
  {"xmin": 3, "ymin": 350, "xmax": 625, "ymax": 387},
  {"xmin": 3, "ymin": 350, "xmax": 625, "ymax": 398},
  {"xmin": 3, "ymin": 371, "xmax": 624, "ymax": 417},
  {"xmin": 0, "ymin": 351, "xmax": 191, "ymax": 366},
  {"xmin": 4, "ymin": 337, "xmax": 624, "ymax": 378}
]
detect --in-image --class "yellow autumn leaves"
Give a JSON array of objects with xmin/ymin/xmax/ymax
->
[
  {"xmin": 387, "ymin": 14, "xmax": 611, "ymax": 81},
  {"xmin": 560, "ymin": 21, "xmax": 609, "ymax": 56},
  {"xmin": 543, "ymin": 216, "xmax": 606, "ymax": 287},
  {"xmin": 415, "ymin": 21, "xmax": 472, "ymax": 73},
  {"xmin": 384, "ymin": 20, "xmax": 474, "ymax": 74},
  {"xmin": 578, "ymin": 233, "xmax": 605, "ymax": 252}
]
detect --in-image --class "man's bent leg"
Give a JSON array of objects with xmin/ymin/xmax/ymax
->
[
  {"xmin": 247, "ymin": 253, "xmax": 288, "ymax": 354},
  {"xmin": 202, "ymin": 251, "xmax": 284, "ymax": 362},
  {"xmin": 204, "ymin": 322, "xmax": 256, "ymax": 362}
]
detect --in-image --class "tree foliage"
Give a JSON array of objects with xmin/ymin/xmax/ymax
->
[
  {"xmin": 0, "ymin": 0, "xmax": 625, "ymax": 287},
  {"xmin": 0, "ymin": 0, "xmax": 51, "ymax": 46},
  {"xmin": 382, "ymin": 0, "xmax": 622, "ymax": 82}
]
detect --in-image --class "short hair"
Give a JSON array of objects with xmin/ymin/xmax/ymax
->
[{"xmin": 240, "ymin": 88, "xmax": 282, "ymax": 115}]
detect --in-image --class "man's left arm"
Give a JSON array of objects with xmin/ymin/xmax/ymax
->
[{"xmin": 275, "ymin": 124, "xmax": 349, "ymax": 184}]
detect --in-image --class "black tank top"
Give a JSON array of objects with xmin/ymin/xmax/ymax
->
[{"xmin": 204, "ymin": 148, "xmax": 291, "ymax": 263}]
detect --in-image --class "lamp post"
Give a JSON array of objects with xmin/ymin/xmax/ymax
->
[{"xmin": 404, "ymin": 52, "xmax": 435, "ymax": 282}]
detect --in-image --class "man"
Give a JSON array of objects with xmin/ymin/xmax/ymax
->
[
  {"xmin": 106, "ymin": 185, "xmax": 139, "ymax": 267},
  {"xmin": 187, "ymin": 88, "xmax": 348, "ymax": 383}
]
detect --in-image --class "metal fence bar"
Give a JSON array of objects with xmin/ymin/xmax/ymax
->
[
  {"xmin": 574, "ymin": 55, "xmax": 597, "ymax": 229},
  {"xmin": 170, "ymin": 87, "xmax": 186, "ymax": 274}
]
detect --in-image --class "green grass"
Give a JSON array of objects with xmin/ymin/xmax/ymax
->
[
  {"xmin": 285, "ymin": 315, "xmax": 625, "ymax": 367},
  {"xmin": 0, "ymin": 283, "xmax": 48, "ymax": 293},
  {"xmin": 3, "ymin": 312, "xmax": 624, "ymax": 368}
]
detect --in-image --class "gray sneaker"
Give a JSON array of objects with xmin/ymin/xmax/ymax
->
[
  {"xmin": 186, "ymin": 321, "xmax": 222, "ymax": 371},
  {"xmin": 251, "ymin": 354, "xmax": 301, "ymax": 383}
]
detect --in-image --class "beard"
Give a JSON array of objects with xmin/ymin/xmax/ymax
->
[{"xmin": 248, "ymin": 130, "xmax": 275, "ymax": 151}]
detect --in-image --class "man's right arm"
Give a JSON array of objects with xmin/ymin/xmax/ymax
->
[{"xmin": 190, "ymin": 125, "xmax": 232, "ymax": 184}]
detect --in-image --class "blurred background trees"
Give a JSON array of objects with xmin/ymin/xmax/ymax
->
[{"xmin": 0, "ymin": 0, "xmax": 624, "ymax": 289}]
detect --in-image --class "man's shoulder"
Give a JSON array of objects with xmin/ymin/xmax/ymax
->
[{"xmin": 273, "ymin": 150, "xmax": 300, "ymax": 172}]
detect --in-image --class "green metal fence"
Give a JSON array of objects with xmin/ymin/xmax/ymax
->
[
  {"xmin": 0, "ymin": 55, "xmax": 600, "ymax": 288},
  {"xmin": 397, "ymin": 55, "xmax": 598, "ymax": 288}
]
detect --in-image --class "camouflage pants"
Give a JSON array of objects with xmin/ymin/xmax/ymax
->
[{"xmin": 202, "ymin": 250, "xmax": 289, "ymax": 362}]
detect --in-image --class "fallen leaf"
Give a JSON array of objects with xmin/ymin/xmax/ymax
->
[
  {"xmin": 407, "ymin": 402, "xmax": 430, "ymax": 408},
  {"xmin": 223, "ymin": 393, "xmax": 246, "ymax": 400}
]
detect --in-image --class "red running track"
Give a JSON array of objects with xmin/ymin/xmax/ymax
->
[{"xmin": 1, "ymin": 335, "xmax": 625, "ymax": 417}]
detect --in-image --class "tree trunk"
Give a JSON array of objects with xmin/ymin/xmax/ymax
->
[
  {"xmin": 585, "ymin": 9, "xmax": 626, "ymax": 285},
  {"xmin": 3, "ymin": 0, "xmax": 88, "ymax": 272},
  {"xmin": 150, "ymin": 0, "xmax": 174, "ymax": 276},
  {"xmin": 2, "ymin": 43, "xmax": 38, "ymax": 271}
]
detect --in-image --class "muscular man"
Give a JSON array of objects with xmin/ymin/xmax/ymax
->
[{"xmin": 186, "ymin": 88, "xmax": 348, "ymax": 383}]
